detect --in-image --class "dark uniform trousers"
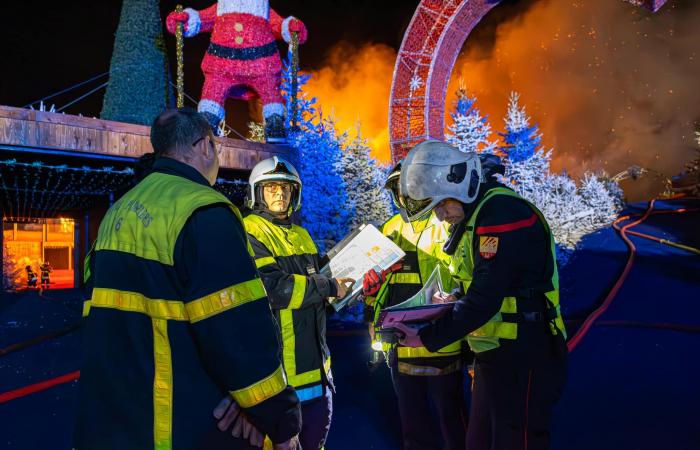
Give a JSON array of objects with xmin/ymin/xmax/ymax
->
[
  {"xmin": 391, "ymin": 368, "xmax": 468, "ymax": 450},
  {"xmin": 299, "ymin": 386, "xmax": 333, "ymax": 450}
]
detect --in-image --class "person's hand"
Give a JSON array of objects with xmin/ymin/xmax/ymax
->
[
  {"xmin": 432, "ymin": 292, "xmax": 457, "ymax": 304},
  {"xmin": 368, "ymin": 322, "xmax": 376, "ymax": 341},
  {"xmin": 166, "ymin": 11, "xmax": 190, "ymax": 35},
  {"xmin": 286, "ymin": 19, "xmax": 308, "ymax": 44},
  {"xmin": 392, "ymin": 322, "xmax": 423, "ymax": 348},
  {"xmin": 334, "ymin": 277, "xmax": 355, "ymax": 299},
  {"xmin": 274, "ymin": 435, "xmax": 301, "ymax": 450},
  {"xmin": 362, "ymin": 262, "xmax": 403, "ymax": 296},
  {"xmin": 213, "ymin": 396, "xmax": 264, "ymax": 447}
]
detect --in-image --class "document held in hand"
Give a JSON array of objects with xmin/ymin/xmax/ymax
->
[
  {"xmin": 321, "ymin": 224, "xmax": 406, "ymax": 311},
  {"xmin": 375, "ymin": 265, "xmax": 455, "ymax": 331}
]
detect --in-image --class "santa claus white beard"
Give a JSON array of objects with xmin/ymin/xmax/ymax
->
[{"xmin": 217, "ymin": 0, "xmax": 270, "ymax": 19}]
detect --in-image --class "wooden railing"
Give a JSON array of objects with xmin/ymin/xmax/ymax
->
[{"xmin": 0, "ymin": 105, "xmax": 288, "ymax": 170}]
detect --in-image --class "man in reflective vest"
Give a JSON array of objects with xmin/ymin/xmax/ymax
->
[
  {"xmin": 75, "ymin": 109, "xmax": 301, "ymax": 450},
  {"xmin": 393, "ymin": 141, "xmax": 568, "ymax": 450},
  {"xmin": 243, "ymin": 156, "xmax": 354, "ymax": 450},
  {"xmin": 363, "ymin": 164, "xmax": 468, "ymax": 450}
]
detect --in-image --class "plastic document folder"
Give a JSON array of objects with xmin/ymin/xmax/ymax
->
[
  {"xmin": 375, "ymin": 265, "xmax": 455, "ymax": 331},
  {"xmin": 321, "ymin": 224, "xmax": 405, "ymax": 311}
]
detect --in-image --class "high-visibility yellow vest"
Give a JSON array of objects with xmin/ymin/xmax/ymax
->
[
  {"xmin": 449, "ymin": 188, "xmax": 567, "ymax": 354},
  {"xmin": 371, "ymin": 213, "xmax": 463, "ymax": 361}
]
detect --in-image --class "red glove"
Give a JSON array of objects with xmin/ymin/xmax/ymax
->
[
  {"xmin": 287, "ymin": 18, "xmax": 308, "ymax": 44},
  {"xmin": 362, "ymin": 262, "xmax": 403, "ymax": 296},
  {"xmin": 166, "ymin": 11, "xmax": 189, "ymax": 35}
]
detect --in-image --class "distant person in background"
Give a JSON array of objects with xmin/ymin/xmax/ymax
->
[
  {"xmin": 25, "ymin": 265, "xmax": 37, "ymax": 288},
  {"xmin": 39, "ymin": 261, "xmax": 52, "ymax": 288}
]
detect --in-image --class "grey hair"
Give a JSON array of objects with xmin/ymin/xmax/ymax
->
[{"xmin": 150, "ymin": 108, "xmax": 211, "ymax": 157}]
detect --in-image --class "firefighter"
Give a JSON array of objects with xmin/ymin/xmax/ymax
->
[
  {"xmin": 74, "ymin": 109, "xmax": 301, "ymax": 450},
  {"xmin": 393, "ymin": 140, "xmax": 568, "ymax": 450},
  {"xmin": 243, "ymin": 156, "xmax": 354, "ymax": 450},
  {"xmin": 363, "ymin": 163, "xmax": 469, "ymax": 450},
  {"xmin": 39, "ymin": 261, "xmax": 52, "ymax": 288},
  {"xmin": 25, "ymin": 265, "xmax": 38, "ymax": 288}
]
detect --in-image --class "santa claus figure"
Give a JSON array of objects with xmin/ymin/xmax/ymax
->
[{"xmin": 166, "ymin": 1, "xmax": 308, "ymax": 143}]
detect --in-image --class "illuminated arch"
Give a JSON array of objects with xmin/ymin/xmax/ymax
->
[{"xmin": 388, "ymin": 0, "xmax": 668, "ymax": 163}]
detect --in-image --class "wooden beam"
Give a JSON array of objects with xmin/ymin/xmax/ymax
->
[{"xmin": 0, "ymin": 105, "xmax": 289, "ymax": 170}]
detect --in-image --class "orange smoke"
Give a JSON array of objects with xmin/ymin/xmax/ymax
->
[
  {"xmin": 303, "ymin": 43, "xmax": 396, "ymax": 162},
  {"xmin": 306, "ymin": 1, "xmax": 700, "ymax": 200}
]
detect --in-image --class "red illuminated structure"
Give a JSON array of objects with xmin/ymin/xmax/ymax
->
[{"xmin": 388, "ymin": 0, "xmax": 669, "ymax": 163}]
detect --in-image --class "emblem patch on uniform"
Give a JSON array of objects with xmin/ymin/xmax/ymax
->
[{"xmin": 479, "ymin": 236, "xmax": 499, "ymax": 259}]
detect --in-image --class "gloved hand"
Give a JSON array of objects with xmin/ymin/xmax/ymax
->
[
  {"xmin": 286, "ymin": 18, "xmax": 308, "ymax": 44},
  {"xmin": 166, "ymin": 11, "xmax": 190, "ymax": 35},
  {"xmin": 362, "ymin": 262, "xmax": 403, "ymax": 296},
  {"xmin": 393, "ymin": 322, "xmax": 424, "ymax": 348},
  {"xmin": 213, "ymin": 396, "xmax": 264, "ymax": 447}
]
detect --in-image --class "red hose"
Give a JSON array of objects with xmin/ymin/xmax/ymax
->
[
  {"xmin": 0, "ymin": 370, "xmax": 80, "ymax": 404},
  {"xmin": 567, "ymin": 200, "xmax": 698, "ymax": 352}
]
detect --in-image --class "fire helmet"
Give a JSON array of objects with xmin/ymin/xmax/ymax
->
[
  {"xmin": 399, "ymin": 140, "xmax": 482, "ymax": 222},
  {"xmin": 247, "ymin": 156, "xmax": 302, "ymax": 213}
]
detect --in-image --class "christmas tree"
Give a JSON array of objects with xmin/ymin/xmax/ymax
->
[
  {"xmin": 341, "ymin": 127, "xmax": 393, "ymax": 229},
  {"xmin": 495, "ymin": 94, "xmax": 623, "ymax": 260},
  {"xmin": 281, "ymin": 60, "xmax": 350, "ymax": 253},
  {"xmin": 499, "ymin": 92, "xmax": 542, "ymax": 163},
  {"xmin": 101, "ymin": 0, "xmax": 172, "ymax": 125},
  {"xmin": 446, "ymin": 86, "xmax": 498, "ymax": 154}
]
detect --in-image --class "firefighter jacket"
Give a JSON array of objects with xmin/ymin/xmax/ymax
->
[
  {"xmin": 74, "ymin": 158, "xmax": 300, "ymax": 450},
  {"xmin": 244, "ymin": 211, "xmax": 335, "ymax": 403},
  {"xmin": 366, "ymin": 213, "xmax": 465, "ymax": 375},
  {"xmin": 419, "ymin": 184, "xmax": 567, "ymax": 362}
]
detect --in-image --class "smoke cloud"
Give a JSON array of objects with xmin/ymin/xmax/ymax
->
[{"xmin": 305, "ymin": 0, "xmax": 700, "ymax": 200}]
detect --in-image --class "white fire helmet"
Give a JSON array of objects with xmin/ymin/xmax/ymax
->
[
  {"xmin": 399, "ymin": 140, "xmax": 482, "ymax": 222},
  {"xmin": 247, "ymin": 156, "xmax": 302, "ymax": 213}
]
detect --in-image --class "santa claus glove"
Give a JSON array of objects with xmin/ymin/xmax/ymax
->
[
  {"xmin": 283, "ymin": 18, "xmax": 308, "ymax": 45},
  {"xmin": 166, "ymin": 11, "xmax": 189, "ymax": 35}
]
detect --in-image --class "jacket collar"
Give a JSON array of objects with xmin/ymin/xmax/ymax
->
[
  {"xmin": 252, "ymin": 209, "xmax": 293, "ymax": 227},
  {"xmin": 152, "ymin": 157, "xmax": 211, "ymax": 187}
]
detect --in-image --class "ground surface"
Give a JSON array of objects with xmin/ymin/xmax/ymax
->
[{"xmin": 1, "ymin": 199, "xmax": 698, "ymax": 449}]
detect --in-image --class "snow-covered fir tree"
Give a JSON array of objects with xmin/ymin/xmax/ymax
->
[
  {"xmin": 497, "ymin": 93, "xmax": 623, "ymax": 259},
  {"xmin": 446, "ymin": 86, "xmax": 498, "ymax": 154},
  {"xmin": 281, "ymin": 60, "xmax": 350, "ymax": 253},
  {"xmin": 499, "ymin": 92, "xmax": 542, "ymax": 163},
  {"xmin": 341, "ymin": 127, "xmax": 393, "ymax": 229}
]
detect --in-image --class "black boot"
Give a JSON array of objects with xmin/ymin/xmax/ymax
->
[{"xmin": 264, "ymin": 113, "xmax": 287, "ymax": 144}]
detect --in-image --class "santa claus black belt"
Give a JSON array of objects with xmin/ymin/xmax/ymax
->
[{"xmin": 207, "ymin": 42, "xmax": 278, "ymax": 61}]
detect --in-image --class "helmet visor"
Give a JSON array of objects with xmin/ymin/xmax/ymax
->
[{"xmin": 398, "ymin": 194, "xmax": 435, "ymax": 222}]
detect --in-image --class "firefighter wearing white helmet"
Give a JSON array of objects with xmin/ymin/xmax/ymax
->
[
  {"xmin": 394, "ymin": 140, "xmax": 568, "ymax": 450},
  {"xmin": 243, "ymin": 156, "xmax": 354, "ymax": 450}
]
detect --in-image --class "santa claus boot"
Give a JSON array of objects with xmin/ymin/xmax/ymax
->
[{"xmin": 198, "ymin": 99, "xmax": 226, "ymax": 136}]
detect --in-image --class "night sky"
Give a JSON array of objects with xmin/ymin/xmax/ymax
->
[{"xmin": 0, "ymin": 0, "xmax": 419, "ymax": 115}]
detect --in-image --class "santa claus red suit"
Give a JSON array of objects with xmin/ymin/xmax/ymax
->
[{"xmin": 167, "ymin": 1, "xmax": 307, "ymax": 142}]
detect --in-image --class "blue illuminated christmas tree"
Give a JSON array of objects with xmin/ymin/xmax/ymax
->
[
  {"xmin": 499, "ymin": 92, "xmax": 542, "ymax": 163},
  {"xmin": 281, "ymin": 61, "xmax": 350, "ymax": 253}
]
